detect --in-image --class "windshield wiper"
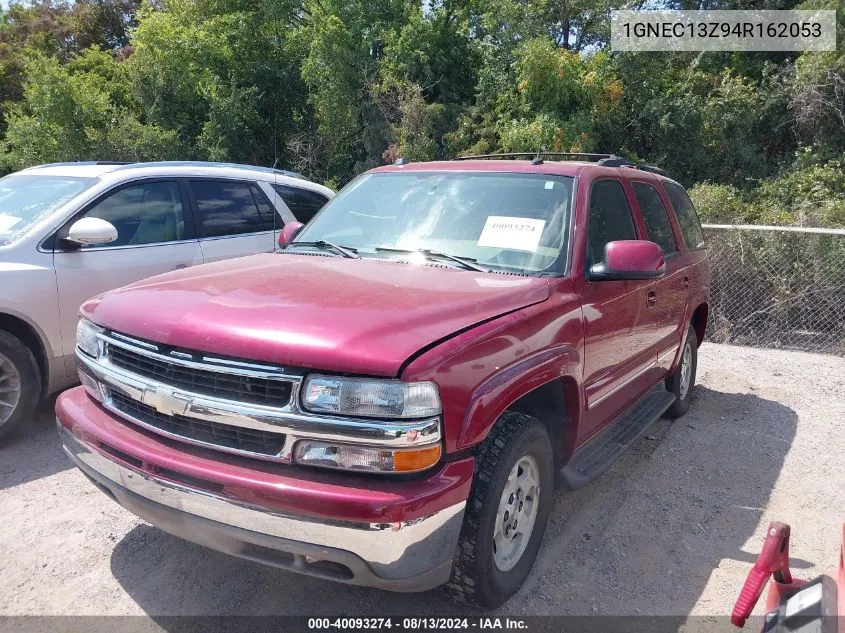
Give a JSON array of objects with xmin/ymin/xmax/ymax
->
[
  {"xmin": 286, "ymin": 240, "xmax": 360, "ymax": 259},
  {"xmin": 374, "ymin": 247, "xmax": 489, "ymax": 272}
]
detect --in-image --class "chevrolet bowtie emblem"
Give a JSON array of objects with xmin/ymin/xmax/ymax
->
[{"xmin": 142, "ymin": 387, "xmax": 190, "ymax": 417}]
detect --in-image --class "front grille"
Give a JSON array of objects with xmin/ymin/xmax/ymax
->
[
  {"xmin": 107, "ymin": 344, "xmax": 293, "ymax": 408},
  {"xmin": 109, "ymin": 390, "xmax": 286, "ymax": 457}
]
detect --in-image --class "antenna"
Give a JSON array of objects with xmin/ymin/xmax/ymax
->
[
  {"xmin": 531, "ymin": 146, "xmax": 545, "ymax": 165},
  {"xmin": 272, "ymin": 112, "xmax": 280, "ymax": 249}
]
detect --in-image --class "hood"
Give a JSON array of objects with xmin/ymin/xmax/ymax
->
[{"xmin": 83, "ymin": 253, "xmax": 551, "ymax": 376}]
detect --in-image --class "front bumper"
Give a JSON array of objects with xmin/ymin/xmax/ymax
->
[{"xmin": 57, "ymin": 387, "xmax": 473, "ymax": 591}]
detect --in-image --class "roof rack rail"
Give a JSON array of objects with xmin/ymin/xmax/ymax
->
[
  {"xmin": 636, "ymin": 164, "xmax": 671, "ymax": 178},
  {"xmin": 32, "ymin": 161, "xmax": 134, "ymax": 168},
  {"xmin": 452, "ymin": 151, "xmax": 672, "ymax": 178},
  {"xmin": 596, "ymin": 155, "xmax": 631, "ymax": 167},
  {"xmin": 454, "ymin": 152, "xmax": 614, "ymax": 161},
  {"xmin": 107, "ymin": 161, "xmax": 307, "ymax": 180}
]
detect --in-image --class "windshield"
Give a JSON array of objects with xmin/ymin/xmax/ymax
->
[
  {"xmin": 0, "ymin": 174, "xmax": 97, "ymax": 245},
  {"xmin": 295, "ymin": 171, "xmax": 574, "ymax": 275}
]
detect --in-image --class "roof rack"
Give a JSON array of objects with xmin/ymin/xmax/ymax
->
[
  {"xmin": 32, "ymin": 161, "xmax": 134, "ymax": 168},
  {"xmin": 454, "ymin": 152, "xmax": 614, "ymax": 162},
  {"xmin": 635, "ymin": 164, "xmax": 671, "ymax": 178},
  {"xmin": 453, "ymin": 152, "xmax": 671, "ymax": 178},
  {"xmin": 107, "ymin": 161, "xmax": 306, "ymax": 180},
  {"xmin": 595, "ymin": 156, "xmax": 670, "ymax": 177}
]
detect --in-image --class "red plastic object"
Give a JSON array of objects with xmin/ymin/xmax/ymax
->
[{"xmin": 731, "ymin": 522, "xmax": 795, "ymax": 627}]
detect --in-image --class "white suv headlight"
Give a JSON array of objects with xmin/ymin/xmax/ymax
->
[
  {"xmin": 301, "ymin": 376, "xmax": 441, "ymax": 418},
  {"xmin": 76, "ymin": 319, "xmax": 104, "ymax": 358}
]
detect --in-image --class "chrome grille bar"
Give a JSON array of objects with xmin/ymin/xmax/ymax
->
[{"xmin": 76, "ymin": 331, "xmax": 442, "ymax": 462}]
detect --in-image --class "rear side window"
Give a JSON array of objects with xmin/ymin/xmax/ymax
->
[
  {"xmin": 249, "ymin": 185, "xmax": 282, "ymax": 230},
  {"xmin": 633, "ymin": 182, "xmax": 677, "ymax": 255},
  {"xmin": 272, "ymin": 184, "xmax": 329, "ymax": 224},
  {"xmin": 586, "ymin": 179, "xmax": 638, "ymax": 268},
  {"xmin": 663, "ymin": 182, "xmax": 705, "ymax": 250},
  {"xmin": 190, "ymin": 180, "xmax": 264, "ymax": 238}
]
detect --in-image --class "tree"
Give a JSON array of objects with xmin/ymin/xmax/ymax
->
[
  {"xmin": 0, "ymin": 48, "xmax": 182, "ymax": 170},
  {"xmin": 128, "ymin": 0, "xmax": 306, "ymax": 166}
]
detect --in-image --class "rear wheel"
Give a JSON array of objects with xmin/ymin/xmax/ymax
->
[
  {"xmin": 664, "ymin": 324, "xmax": 698, "ymax": 419},
  {"xmin": 0, "ymin": 331, "xmax": 41, "ymax": 442},
  {"xmin": 444, "ymin": 411, "xmax": 554, "ymax": 607}
]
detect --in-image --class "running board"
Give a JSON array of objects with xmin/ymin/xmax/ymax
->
[{"xmin": 559, "ymin": 386, "xmax": 676, "ymax": 490}]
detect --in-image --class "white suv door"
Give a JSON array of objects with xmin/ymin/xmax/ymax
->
[
  {"xmin": 52, "ymin": 179, "xmax": 203, "ymax": 357},
  {"xmin": 187, "ymin": 179, "xmax": 278, "ymax": 263}
]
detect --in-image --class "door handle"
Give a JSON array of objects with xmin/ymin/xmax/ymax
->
[
  {"xmin": 646, "ymin": 290, "xmax": 657, "ymax": 307},
  {"xmin": 681, "ymin": 276, "xmax": 690, "ymax": 289}
]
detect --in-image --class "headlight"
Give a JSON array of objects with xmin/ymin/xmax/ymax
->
[
  {"xmin": 76, "ymin": 319, "xmax": 104, "ymax": 358},
  {"xmin": 294, "ymin": 441, "xmax": 441, "ymax": 473},
  {"xmin": 302, "ymin": 376, "xmax": 441, "ymax": 418}
]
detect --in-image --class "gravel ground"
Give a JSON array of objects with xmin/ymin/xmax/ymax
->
[{"xmin": 1, "ymin": 343, "xmax": 843, "ymax": 620}]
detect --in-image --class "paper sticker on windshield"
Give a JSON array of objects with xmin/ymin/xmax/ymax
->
[
  {"xmin": 0, "ymin": 216, "xmax": 22, "ymax": 232},
  {"xmin": 478, "ymin": 216, "xmax": 546, "ymax": 252}
]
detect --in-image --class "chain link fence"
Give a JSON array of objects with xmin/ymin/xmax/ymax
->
[{"xmin": 703, "ymin": 224, "xmax": 845, "ymax": 356}]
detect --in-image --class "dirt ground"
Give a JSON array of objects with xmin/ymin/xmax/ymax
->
[{"xmin": 1, "ymin": 343, "xmax": 844, "ymax": 619}]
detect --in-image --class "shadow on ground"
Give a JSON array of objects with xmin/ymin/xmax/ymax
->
[
  {"xmin": 106, "ymin": 384, "xmax": 798, "ymax": 621},
  {"xmin": 0, "ymin": 395, "xmax": 71, "ymax": 491},
  {"xmin": 513, "ymin": 387, "xmax": 800, "ymax": 616}
]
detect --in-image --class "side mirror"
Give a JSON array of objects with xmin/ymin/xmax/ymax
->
[
  {"xmin": 589, "ymin": 240, "xmax": 666, "ymax": 281},
  {"xmin": 278, "ymin": 221, "xmax": 304, "ymax": 248},
  {"xmin": 65, "ymin": 217, "xmax": 118, "ymax": 247}
]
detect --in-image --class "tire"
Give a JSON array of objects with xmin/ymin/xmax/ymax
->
[
  {"xmin": 0, "ymin": 330, "xmax": 41, "ymax": 443},
  {"xmin": 444, "ymin": 411, "xmax": 555, "ymax": 608},
  {"xmin": 664, "ymin": 324, "xmax": 698, "ymax": 419}
]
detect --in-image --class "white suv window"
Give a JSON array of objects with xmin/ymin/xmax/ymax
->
[
  {"xmin": 190, "ymin": 180, "xmax": 264, "ymax": 237},
  {"xmin": 81, "ymin": 181, "xmax": 187, "ymax": 248},
  {"xmin": 271, "ymin": 183, "xmax": 329, "ymax": 224}
]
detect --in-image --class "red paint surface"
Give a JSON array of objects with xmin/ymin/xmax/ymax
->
[
  {"xmin": 604, "ymin": 240, "xmax": 665, "ymax": 275},
  {"xmin": 278, "ymin": 221, "xmax": 304, "ymax": 248},
  {"xmin": 57, "ymin": 386, "xmax": 475, "ymax": 523},
  {"xmin": 403, "ymin": 278, "xmax": 585, "ymax": 455},
  {"xmin": 81, "ymin": 254, "xmax": 550, "ymax": 376}
]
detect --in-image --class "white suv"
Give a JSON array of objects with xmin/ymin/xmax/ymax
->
[{"xmin": 0, "ymin": 161, "xmax": 334, "ymax": 440}]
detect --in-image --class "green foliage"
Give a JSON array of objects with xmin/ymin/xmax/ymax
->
[
  {"xmin": 753, "ymin": 155, "xmax": 845, "ymax": 227},
  {"xmin": 691, "ymin": 153, "xmax": 845, "ymax": 228},
  {"xmin": 689, "ymin": 182, "xmax": 749, "ymax": 224},
  {"xmin": 0, "ymin": 0, "xmax": 841, "ymax": 226},
  {"xmin": 0, "ymin": 49, "xmax": 181, "ymax": 171},
  {"xmin": 128, "ymin": 0, "xmax": 303, "ymax": 165}
]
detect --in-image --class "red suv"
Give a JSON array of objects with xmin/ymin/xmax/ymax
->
[{"xmin": 57, "ymin": 154, "xmax": 710, "ymax": 607}]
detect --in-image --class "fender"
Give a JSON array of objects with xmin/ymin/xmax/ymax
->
[
  {"xmin": 0, "ymin": 306, "xmax": 55, "ymax": 359},
  {"xmin": 458, "ymin": 344, "xmax": 580, "ymax": 452},
  {"xmin": 402, "ymin": 283, "xmax": 585, "ymax": 455}
]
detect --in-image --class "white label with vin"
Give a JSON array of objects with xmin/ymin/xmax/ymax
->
[{"xmin": 477, "ymin": 216, "xmax": 545, "ymax": 252}]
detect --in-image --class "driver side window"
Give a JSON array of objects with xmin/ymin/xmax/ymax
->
[
  {"xmin": 80, "ymin": 181, "xmax": 187, "ymax": 248},
  {"xmin": 586, "ymin": 179, "xmax": 637, "ymax": 269}
]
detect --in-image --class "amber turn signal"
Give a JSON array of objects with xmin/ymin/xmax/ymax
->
[
  {"xmin": 293, "ymin": 440, "xmax": 442, "ymax": 473},
  {"xmin": 393, "ymin": 445, "xmax": 442, "ymax": 472}
]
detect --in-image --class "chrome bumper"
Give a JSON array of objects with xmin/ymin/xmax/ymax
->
[{"xmin": 59, "ymin": 422, "xmax": 465, "ymax": 591}]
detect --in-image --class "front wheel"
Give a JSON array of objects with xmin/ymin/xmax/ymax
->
[
  {"xmin": 664, "ymin": 324, "xmax": 698, "ymax": 419},
  {"xmin": 0, "ymin": 330, "xmax": 41, "ymax": 442},
  {"xmin": 444, "ymin": 411, "xmax": 554, "ymax": 607}
]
